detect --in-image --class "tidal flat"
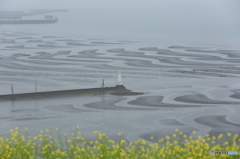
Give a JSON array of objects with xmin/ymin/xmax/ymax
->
[{"xmin": 0, "ymin": 31, "xmax": 239, "ymax": 142}]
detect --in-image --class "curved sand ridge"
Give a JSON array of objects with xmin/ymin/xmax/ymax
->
[
  {"xmin": 140, "ymin": 47, "xmax": 221, "ymax": 60},
  {"xmin": 109, "ymin": 48, "xmax": 234, "ymax": 67},
  {"xmin": 0, "ymin": 60, "xmax": 112, "ymax": 73},
  {"xmin": 10, "ymin": 115, "xmax": 62, "ymax": 121},
  {"xmin": 91, "ymin": 41, "xmax": 123, "ymax": 45},
  {"xmin": 45, "ymin": 104, "xmax": 92, "ymax": 113},
  {"xmin": 175, "ymin": 94, "xmax": 240, "ymax": 104},
  {"xmin": 71, "ymin": 49, "xmax": 169, "ymax": 68},
  {"xmin": 16, "ymin": 36, "xmax": 33, "ymax": 39},
  {"xmin": 168, "ymin": 70, "xmax": 237, "ymax": 78},
  {"xmin": 4, "ymin": 53, "xmax": 77, "ymax": 66},
  {"xmin": 30, "ymin": 51, "xmax": 109, "ymax": 63},
  {"xmin": 230, "ymin": 90, "xmax": 240, "ymax": 99},
  {"xmin": 66, "ymin": 42, "xmax": 95, "ymax": 46},
  {"xmin": 84, "ymin": 97, "xmax": 158, "ymax": 111},
  {"xmin": 194, "ymin": 115, "xmax": 240, "ymax": 135},
  {"xmin": 186, "ymin": 49, "xmax": 240, "ymax": 58},
  {"xmin": 11, "ymin": 108, "xmax": 40, "ymax": 113},
  {"xmin": 128, "ymin": 96, "xmax": 203, "ymax": 108}
]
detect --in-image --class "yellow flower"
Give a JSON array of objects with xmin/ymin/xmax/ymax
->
[
  {"xmin": 192, "ymin": 131, "xmax": 196, "ymax": 134},
  {"xmin": 165, "ymin": 136, "xmax": 170, "ymax": 140},
  {"xmin": 120, "ymin": 140, "xmax": 126, "ymax": 144},
  {"xmin": 141, "ymin": 140, "xmax": 147, "ymax": 144},
  {"xmin": 217, "ymin": 134, "xmax": 223, "ymax": 139},
  {"xmin": 172, "ymin": 134, "xmax": 177, "ymax": 137},
  {"xmin": 118, "ymin": 133, "xmax": 122, "ymax": 136},
  {"xmin": 45, "ymin": 129, "xmax": 50, "ymax": 133},
  {"xmin": 55, "ymin": 128, "xmax": 59, "ymax": 131},
  {"xmin": 175, "ymin": 129, "xmax": 179, "ymax": 132},
  {"xmin": 150, "ymin": 136, "xmax": 154, "ymax": 140},
  {"xmin": 227, "ymin": 133, "xmax": 231, "ymax": 136},
  {"xmin": 25, "ymin": 128, "xmax": 28, "ymax": 131},
  {"xmin": 15, "ymin": 127, "xmax": 19, "ymax": 130},
  {"xmin": 76, "ymin": 126, "xmax": 80, "ymax": 129}
]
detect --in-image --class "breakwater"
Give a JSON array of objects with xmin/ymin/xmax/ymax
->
[
  {"xmin": 0, "ymin": 86, "xmax": 143, "ymax": 101},
  {"xmin": 0, "ymin": 18, "xmax": 58, "ymax": 25}
]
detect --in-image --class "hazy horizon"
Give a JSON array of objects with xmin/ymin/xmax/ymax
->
[{"xmin": 0, "ymin": 0, "xmax": 240, "ymax": 46}]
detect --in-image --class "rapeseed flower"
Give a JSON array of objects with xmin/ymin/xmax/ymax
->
[{"xmin": 0, "ymin": 128, "xmax": 239, "ymax": 159}]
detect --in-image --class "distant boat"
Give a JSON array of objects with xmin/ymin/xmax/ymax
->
[{"xmin": 0, "ymin": 15, "xmax": 58, "ymax": 25}]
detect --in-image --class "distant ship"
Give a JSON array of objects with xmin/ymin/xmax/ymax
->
[{"xmin": 0, "ymin": 15, "xmax": 58, "ymax": 25}]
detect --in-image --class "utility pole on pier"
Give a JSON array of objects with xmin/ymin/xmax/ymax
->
[
  {"xmin": 11, "ymin": 84, "xmax": 15, "ymax": 101},
  {"xmin": 11, "ymin": 84, "xmax": 14, "ymax": 95},
  {"xmin": 99, "ymin": 79, "xmax": 105, "ymax": 95},
  {"xmin": 35, "ymin": 80, "xmax": 38, "ymax": 93}
]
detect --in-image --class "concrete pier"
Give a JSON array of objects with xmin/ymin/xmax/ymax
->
[{"xmin": 0, "ymin": 86, "xmax": 143, "ymax": 101}]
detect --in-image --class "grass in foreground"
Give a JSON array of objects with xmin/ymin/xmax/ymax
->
[{"xmin": 0, "ymin": 127, "xmax": 239, "ymax": 159}]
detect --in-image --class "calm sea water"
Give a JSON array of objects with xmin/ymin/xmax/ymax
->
[{"xmin": 1, "ymin": 9, "xmax": 240, "ymax": 48}]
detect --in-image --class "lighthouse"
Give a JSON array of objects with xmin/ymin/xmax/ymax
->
[{"xmin": 116, "ymin": 71, "xmax": 124, "ymax": 88}]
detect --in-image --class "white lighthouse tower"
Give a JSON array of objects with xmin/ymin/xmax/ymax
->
[{"xmin": 116, "ymin": 71, "xmax": 124, "ymax": 88}]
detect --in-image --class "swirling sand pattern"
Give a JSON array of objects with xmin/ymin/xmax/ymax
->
[{"xmin": 0, "ymin": 31, "xmax": 240, "ymax": 140}]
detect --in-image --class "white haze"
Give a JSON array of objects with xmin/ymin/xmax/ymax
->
[{"xmin": 0, "ymin": 0, "xmax": 240, "ymax": 46}]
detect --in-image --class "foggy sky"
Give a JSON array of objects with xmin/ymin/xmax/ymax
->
[{"xmin": 0, "ymin": 0, "xmax": 239, "ymax": 45}]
